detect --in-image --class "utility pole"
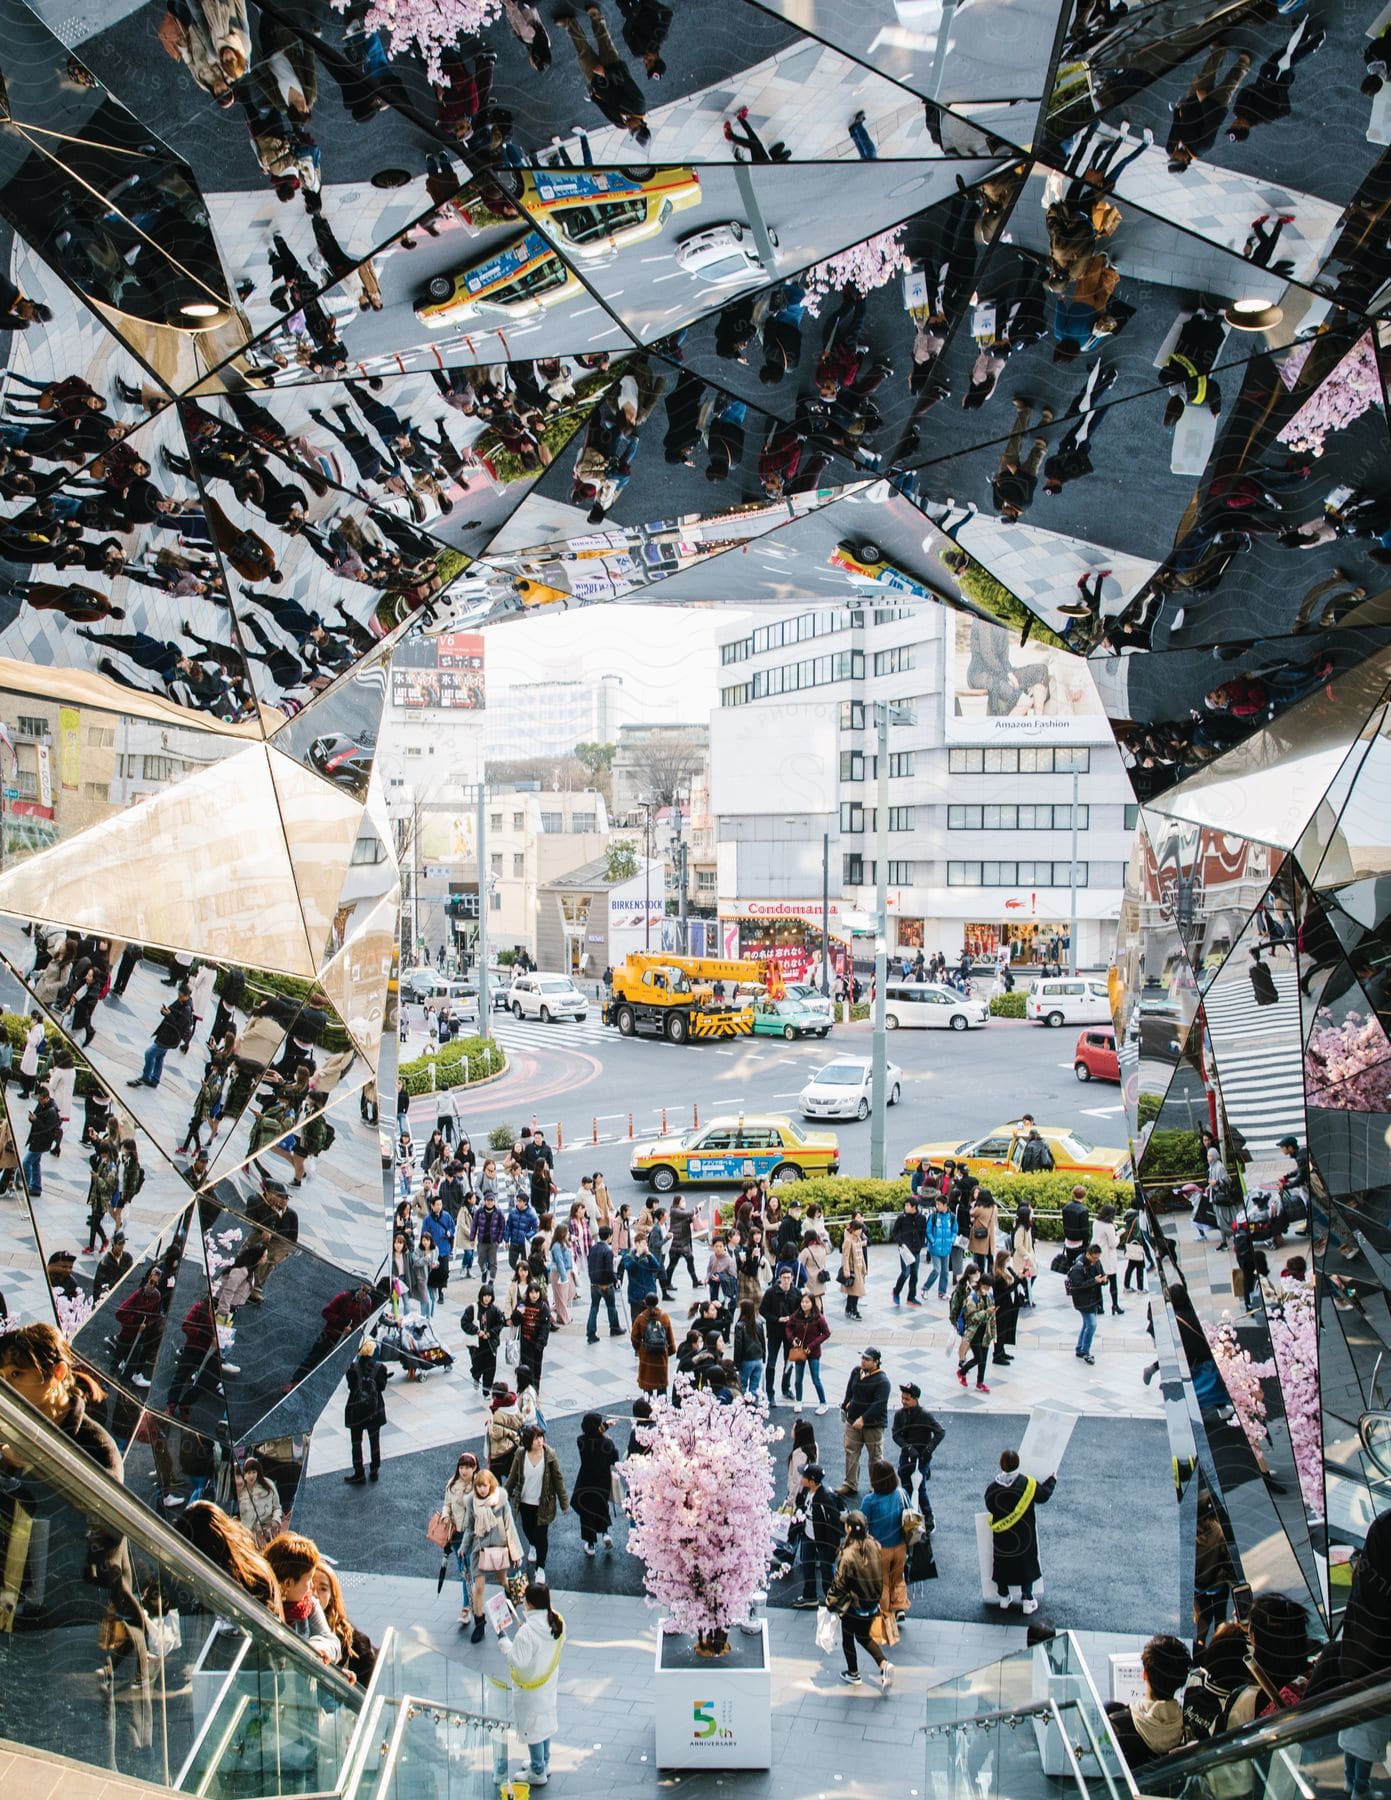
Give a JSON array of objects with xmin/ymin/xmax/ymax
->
[
  {"xmin": 476, "ymin": 781, "xmax": 489, "ymax": 1039},
  {"xmin": 820, "ymin": 829, "xmax": 830, "ymax": 998},
  {"xmin": 673, "ymin": 786, "xmax": 689, "ymax": 954},
  {"xmin": 1069, "ymin": 767, "xmax": 1080, "ymax": 977},
  {"xmin": 640, "ymin": 799, "xmax": 654, "ymax": 949},
  {"xmin": 871, "ymin": 704, "xmax": 891, "ymax": 1181}
]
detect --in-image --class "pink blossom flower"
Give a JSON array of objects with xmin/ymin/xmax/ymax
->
[
  {"xmin": 621, "ymin": 1379, "xmax": 779, "ymax": 1638},
  {"xmin": 329, "ymin": 0, "xmax": 503, "ymax": 84},
  {"xmin": 1277, "ymin": 334, "xmax": 1382, "ymax": 456},
  {"xmin": 802, "ymin": 228, "xmax": 911, "ymax": 318},
  {"xmin": 1304, "ymin": 1007, "xmax": 1391, "ymax": 1110}
]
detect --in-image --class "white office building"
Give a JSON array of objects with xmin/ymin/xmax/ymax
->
[
  {"xmin": 713, "ymin": 602, "xmax": 1134, "ymax": 970},
  {"xmin": 484, "ymin": 674, "xmax": 628, "ymax": 760}
]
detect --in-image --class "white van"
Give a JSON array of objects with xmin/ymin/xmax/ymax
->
[
  {"xmin": 883, "ymin": 982, "xmax": 989, "ymax": 1032},
  {"xmin": 1027, "ymin": 977, "xmax": 1113, "ymax": 1028}
]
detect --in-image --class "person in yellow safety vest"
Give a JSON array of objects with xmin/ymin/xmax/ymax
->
[
  {"xmin": 1158, "ymin": 306, "xmax": 1226, "ymax": 427},
  {"xmin": 492, "ymin": 1581, "xmax": 566, "ymax": 1791},
  {"xmin": 985, "ymin": 1448, "xmax": 1058, "ymax": 1615}
]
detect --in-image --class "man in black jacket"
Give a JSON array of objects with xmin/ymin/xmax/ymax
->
[
  {"xmin": 1019, "ymin": 1129, "xmax": 1054, "ymax": 1173},
  {"xmin": 666, "ymin": 1200, "xmax": 698, "ymax": 1289},
  {"xmin": 586, "ymin": 1225, "xmax": 623, "ymax": 1342},
  {"xmin": 790, "ymin": 1462, "xmax": 844, "ymax": 1607},
  {"xmin": 891, "ymin": 1198, "xmax": 927, "ymax": 1306},
  {"xmin": 758, "ymin": 1267, "xmax": 800, "ymax": 1402},
  {"xmin": 839, "ymin": 1346, "xmax": 891, "ymax": 1494},
  {"xmin": 892, "ymin": 1381, "xmax": 946, "ymax": 1504},
  {"xmin": 1061, "ymin": 1187, "xmax": 1091, "ymax": 1257},
  {"xmin": 773, "ymin": 1199, "xmax": 803, "ymax": 1263},
  {"xmin": 129, "ymin": 985, "xmax": 194, "ymax": 1089},
  {"xmin": 22, "ymin": 1086, "xmax": 61, "ymax": 1197},
  {"xmin": 1068, "ymin": 1244, "xmax": 1105, "ymax": 1364}
]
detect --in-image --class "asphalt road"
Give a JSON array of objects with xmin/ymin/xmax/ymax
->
[{"xmin": 421, "ymin": 1010, "xmax": 1130, "ymax": 1182}]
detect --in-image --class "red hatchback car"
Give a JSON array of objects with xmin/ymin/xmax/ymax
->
[{"xmin": 1074, "ymin": 1026, "xmax": 1119, "ymax": 1083}]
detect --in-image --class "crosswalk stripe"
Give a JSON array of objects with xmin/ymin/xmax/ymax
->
[{"xmin": 1198, "ymin": 966, "xmax": 1306, "ymax": 1156}]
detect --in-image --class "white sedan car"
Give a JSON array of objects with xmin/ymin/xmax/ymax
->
[
  {"xmin": 507, "ymin": 973, "xmax": 589, "ymax": 1023},
  {"xmin": 799, "ymin": 1056, "xmax": 902, "ymax": 1122},
  {"xmin": 676, "ymin": 220, "xmax": 777, "ymax": 286}
]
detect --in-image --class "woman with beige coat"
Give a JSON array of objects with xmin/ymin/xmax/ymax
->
[{"xmin": 840, "ymin": 1218, "xmax": 868, "ymax": 1320}]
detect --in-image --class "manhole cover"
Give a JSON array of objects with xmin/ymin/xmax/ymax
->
[{"xmin": 372, "ymin": 168, "xmax": 414, "ymax": 189}]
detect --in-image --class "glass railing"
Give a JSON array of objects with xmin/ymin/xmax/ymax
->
[
  {"xmin": 923, "ymin": 1625, "xmax": 1391, "ymax": 1800},
  {"xmin": 0, "ymin": 1380, "xmax": 359, "ymax": 1794},
  {"xmin": 921, "ymin": 1633, "xmax": 1139, "ymax": 1799},
  {"xmin": 338, "ymin": 1627, "xmax": 510, "ymax": 1799},
  {"xmin": 1136, "ymin": 1671, "xmax": 1391, "ymax": 1799}
]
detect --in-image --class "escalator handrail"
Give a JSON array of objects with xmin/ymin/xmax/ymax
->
[
  {"xmin": 1141, "ymin": 1668, "xmax": 1391, "ymax": 1789},
  {"xmin": 0, "ymin": 1382, "xmax": 360, "ymax": 1707}
]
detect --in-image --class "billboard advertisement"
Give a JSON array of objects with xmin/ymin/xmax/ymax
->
[
  {"xmin": 607, "ymin": 859, "xmax": 666, "ymax": 949},
  {"xmin": 945, "ymin": 614, "xmax": 1111, "ymax": 743},
  {"xmin": 391, "ymin": 632, "xmax": 485, "ymax": 710}
]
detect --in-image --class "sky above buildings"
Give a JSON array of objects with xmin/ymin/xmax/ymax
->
[{"xmin": 482, "ymin": 605, "xmax": 751, "ymax": 725}]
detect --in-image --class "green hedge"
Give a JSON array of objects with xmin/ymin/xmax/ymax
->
[
  {"xmin": 779, "ymin": 1170, "xmax": 1134, "ymax": 1244},
  {"xmin": 399, "ymin": 1034, "xmax": 506, "ymax": 1096},
  {"xmin": 989, "ymin": 991, "xmax": 1028, "ymax": 1018},
  {"xmin": 836, "ymin": 1001, "xmax": 871, "ymax": 1023},
  {"xmin": 1138, "ymin": 1126, "xmax": 1205, "ymax": 1184}
]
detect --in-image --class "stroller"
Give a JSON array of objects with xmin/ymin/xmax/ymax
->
[{"xmin": 376, "ymin": 1313, "xmax": 455, "ymax": 1379}]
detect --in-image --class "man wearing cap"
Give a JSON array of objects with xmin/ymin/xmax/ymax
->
[
  {"xmin": 790, "ymin": 1461, "xmax": 845, "ymax": 1608},
  {"xmin": 892, "ymin": 1383, "xmax": 946, "ymax": 1508},
  {"xmin": 839, "ymin": 1346, "xmax": 891, "ymax": 1495},
  {"xmin": 92, "ymin": 1231, "xmax": 133, "ymax": 1302},
  {"xmin": 245, "ymin": 1180, "xmax": 299, "ymax": 1301}
]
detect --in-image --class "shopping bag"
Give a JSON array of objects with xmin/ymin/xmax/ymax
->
[
  {"xmin": 147, "ymin": 1608, "xmax": 182, "ymax": 1657},
  {"xmin": 503, "ymin": 1328, "xmax": 521, "ymax": 1367},
  {"xmin": 814, "ymin": 1606, "xmax": 839, "ymax": 1654},
  {"xmin": 906, "ymin": 1534, "xmax": 938, "ymax": 1582},
  {"xmin": 870, "ymin": 1608, "xmax": 900, "ymax": 1647}
]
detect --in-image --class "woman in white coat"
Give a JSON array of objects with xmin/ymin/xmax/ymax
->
[
  {"xmin": 18, "ymin": 1016, "xmax": 43, "ymax": 1097},
  {"xmin": 497, "ymin": 1581, "xmax": 566, "ymax": 1790}
]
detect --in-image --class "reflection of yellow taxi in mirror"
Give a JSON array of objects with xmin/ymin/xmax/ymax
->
[
  {"xmin": 829, "ymin": 539, "xmax": 940, "ymax": 601},
  {"xmin": 414, "ymin": 229, "xmax": 584, "ymax": 327},
  {"xmin": 903, "ymin": 1123, "xmax": 1130, "ymax": 1181},
  {"xmin": 507, "ymin": 167, "xmax": 702, "ymax": 258}
]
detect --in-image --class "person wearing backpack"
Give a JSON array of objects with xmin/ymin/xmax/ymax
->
[
  {"xmin": 1018, "ymin": 1129, "xmax": 1054, "ymax": 1173},
  {"xmin": 629, "ymin": 1290, "xmax": 675, "ymax": 1393},
  {"xmin": 1068, "ymin": 1243, "xmax": 1106, "ymax": 1364}
]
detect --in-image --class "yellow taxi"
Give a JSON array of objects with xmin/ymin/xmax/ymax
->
[
  {"xmin": 510, "ymin": 166, "xmax": 701, "ymax": 259},
  {"xmin": 414, "ymin": 228, "xmax": 583, "ymax": 327},
  {"xmin": 903, "ymin": 1122, "xmax": 1129, "ymax": 1182},
  {"xmin": 631, "ymin": 1113, "xmax": 839, "ymax": 1195}
]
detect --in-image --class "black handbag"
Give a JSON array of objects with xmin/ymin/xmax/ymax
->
[
  {"xmin": 1050, "ymin": 1250, "xmax": 1070, "ymax": 1275},
  {"xmin": 906, "ymin": 1535, "xmax": 937, "ymax": 1582}
]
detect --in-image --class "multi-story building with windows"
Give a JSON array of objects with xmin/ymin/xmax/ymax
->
[{"xmin": 714, "ymin": 602, "xmax": 1134, "ymax": 968}]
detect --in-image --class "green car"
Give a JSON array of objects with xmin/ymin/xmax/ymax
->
[{"xmin": 751, "ymin": 997, "xmax": 831, "ymax": 1040}]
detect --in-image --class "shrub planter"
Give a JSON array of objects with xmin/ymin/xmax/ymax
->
[{"xmin": 653, "ymin": 1621, "xmax": 771, "ymax": 1771}]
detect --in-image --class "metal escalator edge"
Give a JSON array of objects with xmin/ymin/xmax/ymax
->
[
  {"xmin": 1139, "ymin": 1671, "xmax": 1391, "ymax": 1792},
  {"xmin": 0, "ymin": 1383, "xmax": 360, "ymax": 1711}
]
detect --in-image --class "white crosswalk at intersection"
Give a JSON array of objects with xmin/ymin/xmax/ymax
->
[{"xmin": 1200, "ymin": 959, "xmax": 1307, "ymax": 1163}]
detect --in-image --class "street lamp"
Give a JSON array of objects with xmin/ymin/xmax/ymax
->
[{"xmin": 871, "ymin": 702, "xmax": 914, "ymax": 1180}]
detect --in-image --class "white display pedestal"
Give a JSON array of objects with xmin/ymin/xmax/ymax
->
[{"xmin": 653, "ymin": 1621, "xmax": 772, "ymax": 1771}]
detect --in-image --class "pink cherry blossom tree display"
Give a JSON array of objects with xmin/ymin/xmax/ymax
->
[
  {"xmin": 1277, "ymin": 333, "xmax": 1383, "ymax": 457},
  {"xmin": 622, "ymin": 1378, "xmax": 778, "ymax": 1656},
  {"xmin": 1304, "ymin": 1005, "xmax": 1391, "ymax": 1111},
  {"xmin": 330, "ymin": 0, "xmax": 502, "ymax": 84},
  {"xmin": 1266, "ymin": 1287, "xmax": 1324, "ymax": 1521},
  {"xmin": 802, "ymin": 227, "xmax": 911, "ymax": 317}
]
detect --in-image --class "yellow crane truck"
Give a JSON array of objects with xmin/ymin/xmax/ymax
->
[{"xmin": 602, "ymin": 954, "xmax": 764, "ymax": 1043}]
